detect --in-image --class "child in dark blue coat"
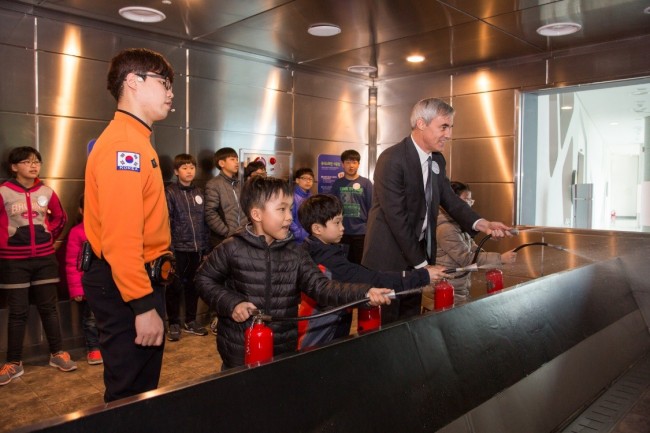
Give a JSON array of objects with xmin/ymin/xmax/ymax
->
[{"xmin": 298, "ymin": 194, "xmax": 446, "ymax": 349}]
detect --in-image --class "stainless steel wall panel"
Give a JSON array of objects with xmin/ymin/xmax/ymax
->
[
  {"xmin": 0, "ymin": 45, "xmax": 35, "ymax": 113},
  {"xmin": 452, "ymin": 90, "xmax": 515, "ymax": 139},
  {"xmin": 549, "ymin": 35, "xmax": 650, "ymax": 86},
  {"xmin": 151, "ymin": 125, "xmax": 187, "ymax": 182},
  {"xmin": 449, "ymin": 137, "xmax": 514, "ymax": 183},
  {"xmin": 42, "ymin": 177, "xmax": 85, "ymax": 241},
  {"xmin": 189, "ymin": 77, "xmax": 292, "ymax": 136},
  {"xmin": 189, "ymin": 129, "xmax": 292, "ymax": 180},
  {"xmin": 467, "ymin": 183, "xmax": 515, "ymax": 226},
  {"xmin": 189, "ymin": 49, "xmax": 291, "ymax": 92},
  {"xmin": 376, "ymin": 103, "xmax": 411, "ymax": 146},
  {"xmin": 0, "ymin": 114, "xmax": 36, "ymax": 173},
  {"xmin": 38, "ymin": 116, "xmax": 105, "ymax": 179},
  {"xmin": 294, "ymin": 71, "xmax": 368, "ymax": 105},
  {"xmin": 453, "ymin": 61, "xmax": 546, "ymax": 95},
  {"xmin": 294, "ymin": 95, "xmax": 367, "ymax": 143},
  {"xmin": 378, "ymin": 72, "xmax": 451, "ymax": 106},
  {"xmin": 37, "ymin": 51, "xmax": 115, "ymax": 120},
  {"xmin": 0, "ymin": 7, "xmax": 34, "ymax": 48},
  {"xmin": 36, "ymin": 17, "xmax": 186, "ymax": 67}
]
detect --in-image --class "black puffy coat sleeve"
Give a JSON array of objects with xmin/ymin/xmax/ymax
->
[
  {"xmin": 297, "ymin": 247, "xmax": 372, "ymax": 306},
  {"xmin": 195, "ymin": 241, "xmax": 247, "ymax": 318},
  {"xmin": 307, "ymin": 238, "xmax": 430, "ymax": 292}
]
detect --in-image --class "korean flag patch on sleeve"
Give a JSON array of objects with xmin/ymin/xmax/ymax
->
[{"xmin": 117, "ymin": 151, "xmax": 141, "ymax": 172}]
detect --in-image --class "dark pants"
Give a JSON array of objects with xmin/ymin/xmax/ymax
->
[
  {"xmin": 165, "ymin": 251, "xmax": 201, "ymax": 325},
  {"xmin": 83, "ymin": 258, "xmax": 165, "ymax": 402},
  {"xmin": 341, "ymin": 234, "xmax": 365, "ymax": 265},
  {"xmin": 6, "ymin": 283, "xmax": 63, "ymax": 361},
  {"xmin": 77, "ymin": 299, "xmax": 100, "ymax": 351},
  {"xmin": 2, "ymin": 255, "xmax": 63, "ymax": 362}
]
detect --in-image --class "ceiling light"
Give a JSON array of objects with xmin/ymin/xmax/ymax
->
[
  {"xmin": 609, "ymin": 122, "xmax": 619, "ymax": 126},
  {"xmin": 347, "ymin": 65, "xmax": 377, "ymax": 74},
  {"xmin": 560, "ymin": 105, "xmax": 573, "ymax": 110},
  {"xmin": 407, "ymin": 55, "xmax": 425, "ymax": 63},
  {"xmin": 536, "ymin": 22, "xmax": 581, "ymax": 37},
  {"xmin": 119, "ymin": 6, "xmax": 166, "ymax": 23},
  {"xmin": 307, "ymin": 24, "xmax": 341, "ymax": 37}
]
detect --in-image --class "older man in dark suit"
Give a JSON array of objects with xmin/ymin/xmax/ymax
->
[{"xmin": 362, "ymin": 98, "xmax": 512, "ymax": 323}]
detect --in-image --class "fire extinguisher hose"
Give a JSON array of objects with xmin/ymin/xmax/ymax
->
[{"xmin": 250, "ymin": 287, "xmax": 424, "ymax": 323}]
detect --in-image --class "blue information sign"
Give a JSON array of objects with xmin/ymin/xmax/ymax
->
[{"xmin": 317, "ymin": 154, "xmax": 343, "ymax": 194}]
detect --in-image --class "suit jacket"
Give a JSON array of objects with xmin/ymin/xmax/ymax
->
[{"xmin": 362, "ymin": 135, "xmax": 481, "ymax": 271}]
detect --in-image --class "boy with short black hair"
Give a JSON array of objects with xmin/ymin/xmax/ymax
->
[
  {"xmin": 298, "ymin": 194, "xmax": 445, "ymax": 349},
  {"xmin": 195, "ymin": 177, "xmax": 393, "ymax": 369},
  {"xmin": 205, "ymin": 147, "xmax": 247, "ymax": 248},
  {"xmin": 290, "ymin": 167, "xmax": 314, "ymax": 244},
  {"xmin": 165, "ymin": 153, "xmax": 210, "ymax": 341},
  {"xmin": 330, "ymin": 150, "xmax": 372, "ymax": 264}
]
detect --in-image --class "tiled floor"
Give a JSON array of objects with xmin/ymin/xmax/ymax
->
[{"xmin": 1, "ymin": 331, "xmax": 221, "ymax": 433}]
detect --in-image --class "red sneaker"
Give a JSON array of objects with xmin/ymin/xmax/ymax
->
[{"xmin": 87, "ymin": 350, "xmax": 103, "ymax": 365}]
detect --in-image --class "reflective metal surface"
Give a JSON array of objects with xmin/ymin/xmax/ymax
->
[{"xmin": 4, "ymin": 0, "xmax": 648, "ymax": 79}]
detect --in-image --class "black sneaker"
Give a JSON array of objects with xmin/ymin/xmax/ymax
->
[
  {"xmin": 183, "ymin": 321, "xmax": 208, "ymax": 336},
  {"xmin": 168, "ymin": 323, "xmax": 181, "ymax": 341}
]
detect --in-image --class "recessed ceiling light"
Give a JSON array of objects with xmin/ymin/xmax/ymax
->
[
  {"xmin": 536, "ymin": 22, "xmax": 581, "ymax": 37},
  {"xmin": 560, "ymin": 105, "xmax": 573, "ymax": 110},
  {"xmin": 407, "ymin": 55, "xmax": 425, "ymax": 63},
  {"xmin": 307, "ymin": 23, "xmax": 341, "ymax": 37},
  {"xmin": 119, "ymin": 6, "xmax": 166, "ymax": 23},
  {"xmin": 347, "ymin": 65, "xmax": 377, "ymax": 74}
]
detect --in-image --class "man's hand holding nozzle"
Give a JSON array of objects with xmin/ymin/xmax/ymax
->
[
  {"xmin": 366, "ymin": 288, "xmax": 394, "ymax": 306},
  {"xmin": 425, "ymin": 264, "xmax": 447, "ymax": 283},
  {"xmin": 475, "ymin": 220, "xmax": 516, "ymax": 239}
]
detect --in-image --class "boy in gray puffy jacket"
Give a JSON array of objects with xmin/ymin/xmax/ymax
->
[{"xmin": 196, "ymin": 176, "xmax": 393, "ymax": 369}]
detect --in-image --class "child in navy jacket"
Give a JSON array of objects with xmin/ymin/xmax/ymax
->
[{"xmin": 297, "ymin": 194, "xmax": 446, "ymax": 349}]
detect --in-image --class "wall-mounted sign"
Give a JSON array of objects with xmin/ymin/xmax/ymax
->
[{"xmin": 317, "ymin": 154, "xmax": 344, "ymax": 194}]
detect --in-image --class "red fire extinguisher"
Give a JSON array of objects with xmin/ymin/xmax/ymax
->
[
  {"xmin": 434, "ymin": 279, "xmax": 454, "ymax": 311},
  {"xmin": 485, "ymin": 269, "xmax": 504, "ymax": 294},
  {"xmin": 245, "ymin": 316, "xmax": 273, "ymax": 365},
  {"xmin": 357, "ymin": 306, "xmax": 381, "ymax": 332}
]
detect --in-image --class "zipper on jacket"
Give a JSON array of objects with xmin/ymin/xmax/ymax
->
[
  {"xmin": 26, "ymin": 191, "xmax": 37, "ymax": 256},
  {"xmin": 264, "ymin": 246, "xmax": 272, "ymax": 312},
  {"xmin": 183, "ymin": 189, "xmax": 199, "ymax": 252},
  {"xmin": 230, "ymin": 180, "xmax": 242, "ymax": 225}
]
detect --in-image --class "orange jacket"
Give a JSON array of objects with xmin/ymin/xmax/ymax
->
[{"xmin": 84, "ymin": 111, "xmax": 171, "ymax": 310}]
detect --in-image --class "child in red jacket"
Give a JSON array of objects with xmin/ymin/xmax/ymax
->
[
  {"xmin": 0, "ymin": 146, "xmax": 76, "ymax": 386},
  {"xmin": 65, "ymin": 194, "xmax": 102, "ymax": 365}
]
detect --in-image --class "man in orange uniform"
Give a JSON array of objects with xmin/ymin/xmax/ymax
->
[{"xmin": 83, "ymin": 48, "xmax": 174, "ymax": 402}]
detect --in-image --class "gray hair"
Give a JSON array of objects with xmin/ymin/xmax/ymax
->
[{"xmin": 410, "ymin": 98, "xmax": 455, "ymax": 129}]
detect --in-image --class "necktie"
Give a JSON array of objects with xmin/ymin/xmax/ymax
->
[{"xmin": 425, "ymin": 155, "xmax": 434, "ymax": 263}]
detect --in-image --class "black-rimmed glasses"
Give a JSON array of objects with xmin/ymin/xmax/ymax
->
[{"xmin": 137, "ymin": 73, "xmax": 172, "ymax": 91}]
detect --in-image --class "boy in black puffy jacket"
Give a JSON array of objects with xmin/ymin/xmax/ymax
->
[
  {"xmin": 195, "ymin": 177, "xmax": 393, "ymax": 369},
  {"xmin": 297, "ymin": 194, "xmax": 446, "ymax": 349}
]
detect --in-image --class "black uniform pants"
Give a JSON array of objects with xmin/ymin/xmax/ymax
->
[{"xmin": 83, "ymin": 258, "xmax": 165, "ymax": 402}]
